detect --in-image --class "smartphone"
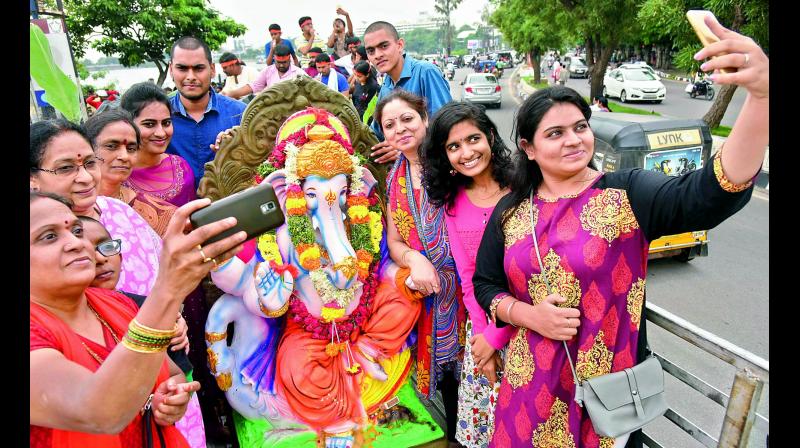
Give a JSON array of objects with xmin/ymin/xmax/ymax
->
[
  {"xmin": 686, "ymin": 10, "xmax": 735, "ymax": 74},
  {"xmin": 190, "ymin": 182, "xmax": 285, "ymax": 246}
]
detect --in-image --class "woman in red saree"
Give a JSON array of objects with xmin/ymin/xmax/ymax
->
[
  {"xmin": 29, "ymin": 191, "xmax": 246, "ymax": 447},
  {"xmin": 376, "ymin": 90, "xmax": 465, "ymax": 443}
]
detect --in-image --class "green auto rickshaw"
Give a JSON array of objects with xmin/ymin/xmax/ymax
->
[{"xmin": 589, "ymin": 111, "xmax": 713, "ymax": 261}]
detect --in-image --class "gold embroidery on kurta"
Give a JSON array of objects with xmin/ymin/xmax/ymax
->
[
  {"xmin": 579, "ymin": 189, "xmax": 639, "ymax": 244},
  {"xmin": 528, "ymin": 249, "xmax": 582, "ymax": 307},
  {"xmin": 506, "ymin": 328, "xmax": 534, "ymax": 389},
  {"xmin": 713, "ymin": 149, "xmax": 753, "ymax": 193},
  {"xmin": 576, "ymin": 331, "xmax": 614, "ymax": 382},
  {"xmin": 600, "ymin": 436, "xmax": 616, "ymax": 448},
  {"xmin": 531, "ymin": 398, "xmax": 577, "ymax": 448},
  {"xmin": 627, "ymin": 278, "xmax": 646, "ymax": 328},
  {"xmin": 502, "ymin": 199, "xmax": 536, "ymax": 248}
]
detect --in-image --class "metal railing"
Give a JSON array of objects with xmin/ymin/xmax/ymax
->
[{"xmin": 642, "ymin": 302, "xmax": 769, "ymax": 447}]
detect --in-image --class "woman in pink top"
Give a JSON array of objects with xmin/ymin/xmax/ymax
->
[
  {"xmin": 120, "ymin": 82, "xmax": 197, "ymax": 206},
  {"xmin": 420, "ymin": 102, "xmax": 515, "ymax": 448}
]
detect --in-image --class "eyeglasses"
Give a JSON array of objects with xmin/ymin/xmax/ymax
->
[
  {"xmin": 96, "ymin": 239, "xmax": 122, "ymax": 257},
  {"xmin": 35, "ymin": 157, "xmax": 104, "ymax": 177}
]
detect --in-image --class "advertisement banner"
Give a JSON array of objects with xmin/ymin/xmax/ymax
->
[{"xmin": 645, "ymin": 146, "xmax": 703, "ymax": 177}]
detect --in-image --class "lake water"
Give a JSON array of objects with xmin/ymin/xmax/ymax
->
[{"xmin": 85, "ymin": 59, "xmax": 266, "ymax": 92}]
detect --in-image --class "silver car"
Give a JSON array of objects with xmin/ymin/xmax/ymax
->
[{"xmin": 461, "ymin": 73, "xmax": 502, "ymax": 108}]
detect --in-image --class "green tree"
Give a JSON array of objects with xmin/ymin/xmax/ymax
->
[
  {"xmin": 637, "ymin": 0, "xmax": 768, "ymax": 128},
  {"xmin": 434, "ymin": 0, "xmax": 464, "ymax": 56},
  {"xmin": 562, "ymin": 0, "xmax": 645, "ymax": 99},
  {"xmin": 490, "ymin": 0, "xmax": 574, "ymax": 84},
  {"xmin": 400, "ymin": 28, "xmax": 444, "ymax": 55},
  {"xmin": 64, "ymin": 0, "xmax": 247, "ymax": 86}
]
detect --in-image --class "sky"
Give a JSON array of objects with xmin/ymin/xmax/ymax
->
[{"xmin": 208, "ymin": 0, "xmax": 490, "ymax": 48}]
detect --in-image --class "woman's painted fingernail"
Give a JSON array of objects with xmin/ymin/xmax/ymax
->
[
  {"xmin": 700, "ymin": 63, "xmax": 709, "ymax": 71},
  {"xmin": 693, "ymin": 52, "xmax": 703, "ymax": 60}
]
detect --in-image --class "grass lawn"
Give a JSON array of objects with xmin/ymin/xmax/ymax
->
[
  {"xmin": 710, "ymin": 125, "xmax": 731, "ymax": 137},
  {"xmin": 520, "ymin": 76, "xmax": 549, "ymax": 90}
]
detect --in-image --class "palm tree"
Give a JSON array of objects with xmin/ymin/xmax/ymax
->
[{"xmin": 434, "ymin": 0, "xmax": 463, "ymax": 56}]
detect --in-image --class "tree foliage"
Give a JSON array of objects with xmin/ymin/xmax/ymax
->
[
  {"xmin": 490, "ymin": 0, "xmax": 574, "ymax": 84},
  {"xmin": 434, "ymin": 0, "xmax": 464, "ymax": 56},
  {"xmin": 64, "ymin": 0, "xmax": 246, "ymax": 86},
  {"xmin": 401, "ymin": 28, "xmax": 447, "ymax": 56},
  {"xmin": 637, "ymin": 0, "xmax": 768, "ymax": 127}
]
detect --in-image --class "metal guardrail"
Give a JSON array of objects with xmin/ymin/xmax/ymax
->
[{"xmin": 643, "ymin": 302, "xmax": 769, "ymax": 447}]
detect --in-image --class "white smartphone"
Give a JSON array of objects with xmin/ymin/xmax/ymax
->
[{"xmin": 686, "ymin": 10, "xmax": 735, "ymax": 74}]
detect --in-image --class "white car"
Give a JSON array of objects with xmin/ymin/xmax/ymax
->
[
  {"xmin": 618, "ymin": 62, "xmax": 660, "ymax": 80},
  {"xmin": 461, "ymin": 73, "xmax": 502, "ymax": 108},
  {"xmin": 603, "ymin": 68, "xmax": 666, "ymax": 103}
]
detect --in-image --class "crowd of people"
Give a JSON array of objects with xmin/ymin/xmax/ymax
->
[{"xmin": 30, "ymin": 11, "xmax": 767, "ymax": 448}]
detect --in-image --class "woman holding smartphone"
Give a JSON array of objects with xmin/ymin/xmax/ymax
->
[{"xmin": 473, "ymin": 16, "xmax": 768, "ymax": 448}]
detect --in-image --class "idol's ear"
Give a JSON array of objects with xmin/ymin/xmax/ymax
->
[{"xmin": 265, "ymin": 169, "xmax": 289, "ymax": 212}]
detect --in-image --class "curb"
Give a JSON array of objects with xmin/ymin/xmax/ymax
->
[{"xmin": 656, "ymin": 70, "xmax": 693, "ymax": 83}]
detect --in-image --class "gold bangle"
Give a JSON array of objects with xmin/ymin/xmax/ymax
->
[
  {"xmin": 401, "ymin": 248, "xmax": 413, "ymax": 266},
  {"xmin": 259, "ymin": 299, "xmax": 290, "ymax": 318},
  {"xmin": 130, "ymin": 318, "xmax": 178, "ymax": 338},
  {"xmin": 506, "ymin": 300, "xmax": 517, "ymax": 327},
  {"xmin": 713, "ymin": 146, "xmax": 754, "ymax": 193},
  {"xmin": 122, "ymin": 335, "xmax": 169, "ymax": 353}
]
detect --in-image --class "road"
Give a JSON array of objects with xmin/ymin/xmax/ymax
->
[
  {"xmin": 558, "ymin": 69, "xmax": 747, "ymax": 127},
  {"xmin": 446, "ymin": 66, "xmax": 769, "ymax": 447}
]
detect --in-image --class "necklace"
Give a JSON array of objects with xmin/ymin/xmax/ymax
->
[
  {"xmin": 470, "ymin": 186, "xmax": 503, "ymax": 201},
  {"xmin": 537, "ymin": 169, "xmax": 599, "ymax": 202},
  {"xmin": 80, "ymin": 304, "xmax": 121, "ymax": 365}
]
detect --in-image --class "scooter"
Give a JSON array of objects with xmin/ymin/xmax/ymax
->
[
  {"xmin": 685, "ymin": 79, "xmax": 715, "ymax": 100},
  {"xmin": 446, "ymin": 67, "xmax": 455, "ymax": 80}
]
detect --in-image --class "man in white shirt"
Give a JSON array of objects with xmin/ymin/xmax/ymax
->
[
  {"xmin": 222, "ymin": 45, "xmax": 307, "ymax": 100},
  {"xmin": 219, "ymin": 53, "xmax": 259, "ymax": 98}
]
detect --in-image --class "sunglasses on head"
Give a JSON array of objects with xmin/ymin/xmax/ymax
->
[{"xmin": 96, "ymin": 239, "xmax": 122, "ymax": 257}]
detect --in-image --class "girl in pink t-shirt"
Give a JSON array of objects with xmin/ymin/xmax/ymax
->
[{"xmin": 420, "ymin": 101, "xmax": 515, "ymax": 447}]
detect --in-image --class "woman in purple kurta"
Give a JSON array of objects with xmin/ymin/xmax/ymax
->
[
  {"xmin": 125, "ymin": 154, "xmax": 196, "ymax": 207},
  {"xmin": 474, "ymin": 22, "xmax": 768, "ymax": 448}
]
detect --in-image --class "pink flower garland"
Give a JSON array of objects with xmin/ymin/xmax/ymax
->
[{"xmin": 267, "ymin": 121, "xmax": 354, "ymax": 171}]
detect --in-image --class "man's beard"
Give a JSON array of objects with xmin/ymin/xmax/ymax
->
[{"xmin": 180, "ymin": 87, "xmax": 209, "ymax": 101}]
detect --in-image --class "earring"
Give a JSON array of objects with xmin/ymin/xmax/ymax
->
[{"xmin": 449, "ymin": 169, "xmax": 457, "ymax": 176}]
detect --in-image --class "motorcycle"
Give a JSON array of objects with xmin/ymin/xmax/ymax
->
[
  {"xmin": 446, "ymin": 67, "xmax": 455, "ymax": 81},
  {"xmin": 685, "ymin": 79, "xmax": 715, "ymax": 100}
]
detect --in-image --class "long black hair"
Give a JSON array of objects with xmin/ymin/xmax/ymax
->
[
  {"xmin": 421, "ymin": 101, "xmax": 513, "ymax": 211},
  {"xmin": 503, "ymin": 86, "xmax": 594, "ymax": 224}
]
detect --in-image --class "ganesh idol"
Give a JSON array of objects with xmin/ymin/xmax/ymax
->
[{"xmin": 204, "ymin": 107, "xmax": 440, "ymax": 448}]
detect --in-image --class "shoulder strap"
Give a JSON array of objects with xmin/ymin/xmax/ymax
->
[{"xmin": 528, "ymin": 191, "xmax": 585, "ymax": 406}]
